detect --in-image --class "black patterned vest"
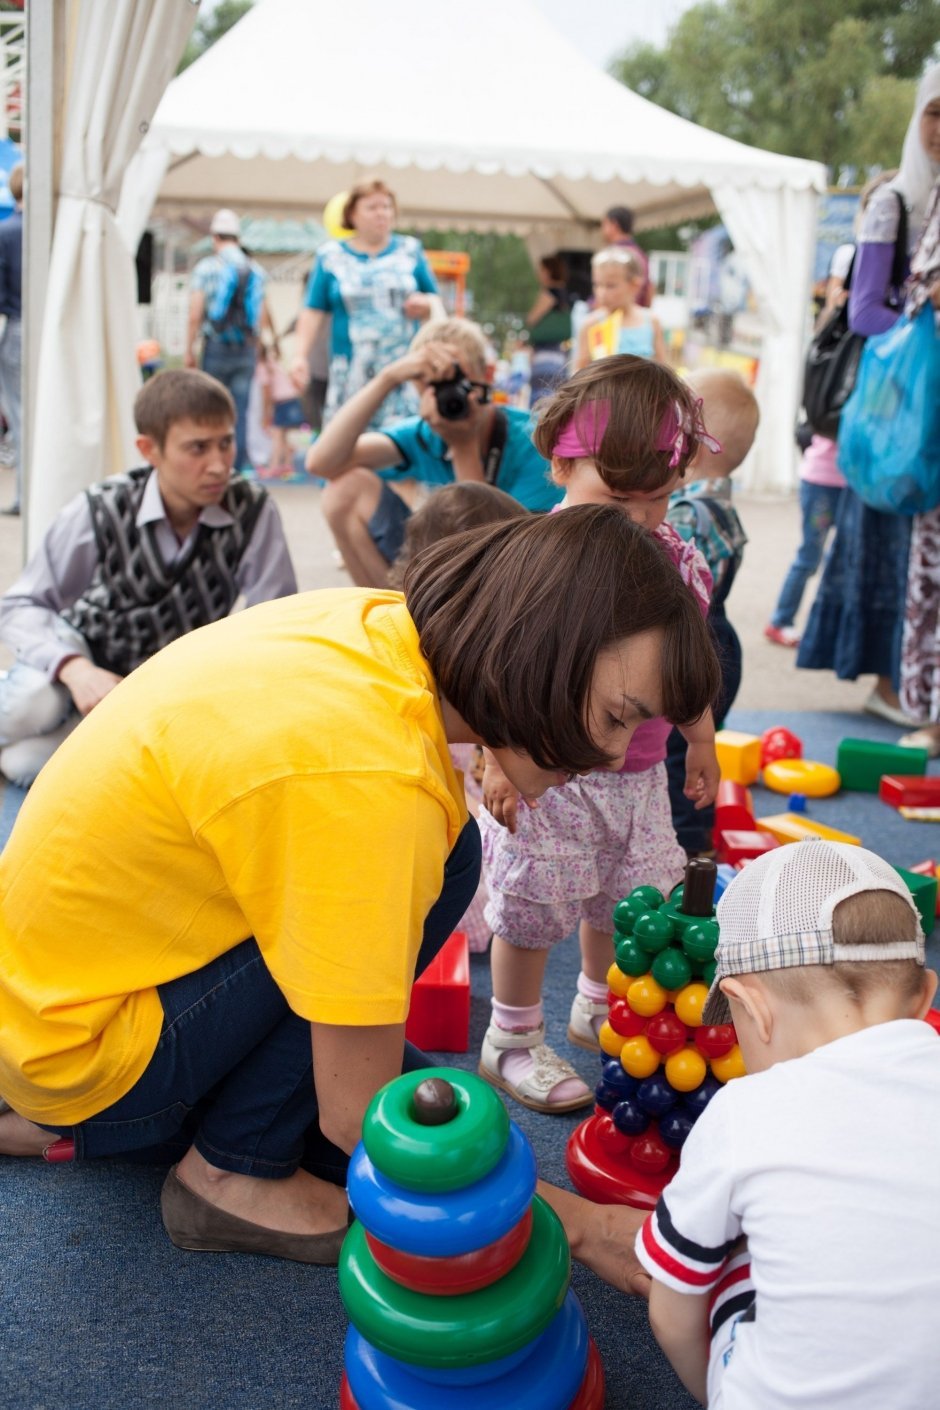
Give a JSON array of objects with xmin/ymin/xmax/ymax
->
[{"xmin": 61, "ymin": 467, "xmax": 266, "ymax": 676}]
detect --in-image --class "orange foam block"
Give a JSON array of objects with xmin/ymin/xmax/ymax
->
[
  {"xmin": 715, "ymin": 730, "xmax": 762, "ymax": 786},
  {"xmin": 405, "ymin": 930, "xmax": 470, "ymax": 1053}
]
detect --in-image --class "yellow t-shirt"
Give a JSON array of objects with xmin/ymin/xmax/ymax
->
[{"xmin": 0, "ymin": 589, "xmax": 467, "ymax": 1123}]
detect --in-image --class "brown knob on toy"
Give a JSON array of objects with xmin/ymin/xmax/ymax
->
[
  {"xmin": 412, "ymin": 1077, "xmax": 459, "ymax": 1125},
  {"xmin": 680, "ymin": 857, "xmax": 717, "ymax": 917}
]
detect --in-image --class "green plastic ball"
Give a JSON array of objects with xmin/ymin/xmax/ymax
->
[
  {"xmin": 629, "ymin": 884, "xmax": 665, "ymax": 910},
  {"xmin": 682, "ymin": 920, "xmax": 720, "ymax": 965},
  {"xmin": 632, "ymin": 910, "xmax": 675, "ymax": 954},
  {"xmin": 702, "ymin": 960, "xmax": 718, "ymax": 988},
  {"xmin": 651, "ymin": 948, "xmax": 693, "ymax": 990},
  {"xmin": 614, "ymin": 936, "xmax": 650, "ymax": 976}
]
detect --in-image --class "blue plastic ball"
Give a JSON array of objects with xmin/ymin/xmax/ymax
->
[
  {"xmin": 611, "ymin": 1099, "xmax": 651, "ymax": 1136},
  {"xmin": 635, "ymin": 1074, "xmax": 678, "ymax": 1117},
  {"xmin": 682, "ymin": 1074, "xmax": 722, "ymax": 1117},
  {"xmin": 601, "ymin": 1060, "xmax": 639, "ymax": 1098},
  {"xmin": 659, "ymin": 1110, "xmax": 694, "ymax": 1149}
]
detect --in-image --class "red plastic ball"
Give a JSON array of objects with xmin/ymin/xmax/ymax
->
[
  {"xmin": 760, "ymin": 726, "xmax": 803, "ymax": 768},
  {"xmin": 630, "ymin": 1131, "xmax": 672, "ymax": 1175},
  {"xmin": 694, "ymin": 1024, "xmax": 737, "ymax": 1059},
  {"xmin": 608, "ymin": 998, "xmax": 648, "ymax": 1038},
  {"xmin": 645, "ymin": 1010, "xmax": 688, "ymax": 1056}
]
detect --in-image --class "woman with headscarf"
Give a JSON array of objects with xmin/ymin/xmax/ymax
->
[{"xmin": 796, "ymin": 66, "xmax": 940, "ymax": 722}]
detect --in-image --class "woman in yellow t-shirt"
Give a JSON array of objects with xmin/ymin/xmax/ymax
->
[{"xmin": 0, "ymin": 503, "xmax": 719, "ymax": 1265}]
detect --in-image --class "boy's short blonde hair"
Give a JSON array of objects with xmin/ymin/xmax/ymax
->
[
  {"xmin": 763, "ymin": 891, "xmax": 925, "ymax": 1008},
  {"xmin": 592, "ymin": 247, "xmax": 644, "ymax": 281},
  {"xmin": 685, "ymin": 368, "xmax": 759, "ymax": 474},
  {"xmin": 410, "ymin": 317, "xmax": 488, "ymax": 380}
]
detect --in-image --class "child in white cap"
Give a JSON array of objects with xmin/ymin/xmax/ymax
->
[{"xmin": 635, "ymin": 840, "xmax": 940, "ymax": 1408}]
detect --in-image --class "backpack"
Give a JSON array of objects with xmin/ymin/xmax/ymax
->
[{"xmin": 207, "ymin": 259, "xmax": 263, "ymax": 340}]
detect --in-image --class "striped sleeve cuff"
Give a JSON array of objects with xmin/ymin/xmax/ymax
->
[{"xmin": 635, "ymin": 1196, "xmax": 739, "ymax": 1294}]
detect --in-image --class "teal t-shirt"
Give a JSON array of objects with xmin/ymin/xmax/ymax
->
[{"xmin": 380, "ymin": 406, "xmax": 560, "ymax": 513}]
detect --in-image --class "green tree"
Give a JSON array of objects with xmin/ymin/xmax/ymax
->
[
  {"xmin": 408, "ymin": 229, "xmax": 540, "ymax": 345},
  {"xmin": 177, "ymin": 0, "xmax": 254, "ymax": 74},
  {"xmin": 610, "ymin": 0, "xmax": 939, "ymax": 172}
]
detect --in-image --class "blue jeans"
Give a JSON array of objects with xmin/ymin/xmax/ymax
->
[
  {"xmin": 201, "ymin": 339, "xmax": 257, "ymax": 471},
  {"xmin": 771, "ymin": 481, "xmax": 843, "ymax": 629},
  {"xmin": 43, "ymin": 819, "xmax": 481, "ymax": 1180}
]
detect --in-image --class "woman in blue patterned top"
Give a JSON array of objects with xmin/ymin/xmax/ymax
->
[{"xmin": 290, "ymin": 179, "xmax": 442, "ymax": 427}]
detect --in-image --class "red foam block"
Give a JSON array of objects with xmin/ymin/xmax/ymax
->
[
  {"xmin": 879, "ymin": 775, "xmax": 940, "ymax": 809},
  {"xmin": 404, "ymin": 930, "xmax": 470, "ymax": 1053},
  {"xmin": 714, "ymin": 781, "xmax": 755, "ymax": 835},
  {"xmin": 715, "ymin": 830, "xmax": 780, "ymax": 867}
]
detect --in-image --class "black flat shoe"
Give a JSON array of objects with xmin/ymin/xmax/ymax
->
[{"xmin": 160, "ymin": 1165, "xmax": 349, "ymax": 1265}]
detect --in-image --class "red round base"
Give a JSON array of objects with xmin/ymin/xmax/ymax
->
[
  {"xmin": 568, "ymin": 1338, "xmax": 605, "ymax": 1409},
  {"xmin": 339, "ymin": 1371, "xmax": 359, "ymax": 1409},
  {"xmin": 566, "ymin": 1113, "xmax": 678, "ymax": 1209}
]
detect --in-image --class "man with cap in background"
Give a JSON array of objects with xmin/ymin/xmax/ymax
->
[{"xmin": 186, "ymin": 209, "xmax": 268, "ymax": 474}]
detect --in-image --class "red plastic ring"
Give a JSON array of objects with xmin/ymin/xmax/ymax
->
[
  {"xmin": 364, "ymin": 1207, "xmax": 533, "ymax": 1295},
  {"xmin": 567, "ymin": 1338, "xmax": 606, "ymax": 1409},
  {"xmin": 339, "ymin": 1372, "xmax": 360, "ymax": 1410}
]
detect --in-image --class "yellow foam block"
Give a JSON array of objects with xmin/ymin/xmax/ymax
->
[
  {"xmin": 756, "ymin": 813, "xmax": 861, "ymax": 847},
  {"xmin": 715, "ymin": 730, "xmax": 762, "ymax": 786}
]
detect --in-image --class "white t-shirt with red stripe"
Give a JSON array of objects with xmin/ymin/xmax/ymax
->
[{"xmin": 636, "ymin": 1019, "xmax": 940, "ymax": 1409}]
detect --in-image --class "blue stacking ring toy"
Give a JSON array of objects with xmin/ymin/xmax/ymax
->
[
  {"xmin": 347, "ymin": 1121, "xmax": 536, "ymax": 1257},
  {"xmin": 344, "ymin": 1291, "xmax": 589, "ymax": 1406}
]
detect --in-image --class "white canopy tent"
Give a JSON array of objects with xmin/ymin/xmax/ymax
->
[{"xmin": 120, "ymin": 0, "xmax": 826, "ymax": 499}]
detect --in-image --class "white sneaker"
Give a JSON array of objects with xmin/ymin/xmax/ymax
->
[{"xmin": 863, "ymin": 689, "xmax": 918, "ymax": 729}]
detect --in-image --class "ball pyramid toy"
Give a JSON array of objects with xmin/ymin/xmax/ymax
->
[
  {"xmin": 340, "ymin": 1069, "xmax": 604, "ymax": 1409},
  {"xmin": 566, "ymin": 858, "xmax": 746, "ymax": 1208}
]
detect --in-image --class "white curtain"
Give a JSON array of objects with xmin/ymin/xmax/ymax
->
[
  {"xmin": 712, "ymin": 183, "xmax": 820, "ymax": 495},
  {"xmin": 26, "ymin": 0, "xmax": 199, "ymax": 552}
]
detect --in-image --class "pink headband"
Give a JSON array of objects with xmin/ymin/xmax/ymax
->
[{"xmin": 551, "ymin": 396, "xmax": 723, "ymax": 469}]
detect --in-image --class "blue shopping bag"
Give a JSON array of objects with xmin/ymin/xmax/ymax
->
[{"xmin": 838, "ymin": 304, "xmax": 940, "ymax": 515}]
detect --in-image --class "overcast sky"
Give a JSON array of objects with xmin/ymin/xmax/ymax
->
[{"xmin": 531, "ymin": 0, "xmax": 699, "ymax": 69}]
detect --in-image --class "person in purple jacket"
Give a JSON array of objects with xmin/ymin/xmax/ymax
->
[{"xmin": 796, "ymin": 66, "xmax": 940, "ymax": 725}]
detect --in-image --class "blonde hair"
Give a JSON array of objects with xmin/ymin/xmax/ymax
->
[
  {"xmin": 684, "ymin": 369, "xmax": 759, "ymax": 475},
  {"xmin": 592, "ymin": 247, "xmax": 644, "ymax": 281},
  {"xmin": 762, "ymin": 891, "xmax": 926, "ymax": 1008},
  {"xmin": 410, "ymin": 317, "xmax": 488, "ymax": 379}
]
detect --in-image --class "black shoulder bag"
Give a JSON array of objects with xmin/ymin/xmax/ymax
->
[{"xmin": 802, "ymin": 194, "xmax": 908, "ymax": 441}]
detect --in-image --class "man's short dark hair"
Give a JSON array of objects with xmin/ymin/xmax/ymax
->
[
  {"xmin": 404, "ymin": 505, "xmax": 720, "ymax": 773},
  {"xmin": 604, "ymin": 206, "xmax": 634, "ymax": 235},
  {"xmin": 134, "ymin": 370, "xmax": 236, "ymax": 449}
]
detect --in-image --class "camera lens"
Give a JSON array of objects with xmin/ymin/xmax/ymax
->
[{"xmin": 433, "ymin": 374, "xmax": 472, "ymax": 420}]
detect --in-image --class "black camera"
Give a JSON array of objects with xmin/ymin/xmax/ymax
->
[{"xmin": 430, "ymin": 368, "xmax": 475, "ymax": 421}]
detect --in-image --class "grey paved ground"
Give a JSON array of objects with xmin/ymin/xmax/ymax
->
[{"xmin": 0, "ymin": 462, "xmax": 876, "ymax": 717}]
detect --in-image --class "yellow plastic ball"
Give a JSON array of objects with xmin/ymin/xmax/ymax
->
[
  {"xmin": 323, "ymin": 191, "xmax": 355, "ymax": 240},
  {"xmin": 599, "ymin": 1020, "xmax": 625, "ymax": 1057},
  {"xmin": 626, "ymin": 975, "xmax": 668, "ymax": 1018},
  {"xmin": 673, "ymin": 982, "xmax": 710, "ymax": 1028},
  {"xmin": 665, "ymin": 1047, "xmax": 707, "ymax": 1093},
  {"xmin": 607, "ymin": 962, "xmax": 632, "ymax": 999},
  {"xmin": 620, "ymin": 1035, "xmax": 661, "ymax": 1079},
  {"xmin": 711, "ymin": 1043, "xmax": 747, "ymax": 1084}
]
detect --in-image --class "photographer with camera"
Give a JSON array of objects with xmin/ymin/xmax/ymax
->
[{"xmin": 306, "ymin": 317, "xmax": 561, "ymax": 586}]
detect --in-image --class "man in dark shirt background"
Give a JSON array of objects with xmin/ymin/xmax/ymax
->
[
  {"xmin": 599, "ymin": 204, "xmax": 653, "ymax": 308},
  {"xmin": 0, "ymin": 162, "xmax": 23, "ymax": 516}
]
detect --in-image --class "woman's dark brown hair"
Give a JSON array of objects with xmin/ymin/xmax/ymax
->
[
  {"xmin": 534, "ymin": 355, "xmax": 706, "ymax": 491},
  {"xmin": 404, "ymin": 504, "xmax": 720, "ymax": 772},
  {"xmin": 388, "ymin": 483, "xmax": 526, "ymax": 588}
]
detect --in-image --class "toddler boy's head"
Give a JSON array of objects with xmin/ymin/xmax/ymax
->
[
  {"xmin": 387, "ymin": 482, "xmax": 525, "ymax": 588},
  {"xmin": 684, "ymin": 368, "xmax": 758, "ymax": 478},
  {"xmin": 704, "ymin": 841, "xmax": 937, "ymax": 1072}
]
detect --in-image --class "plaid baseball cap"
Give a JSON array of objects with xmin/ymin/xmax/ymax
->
[{"xmin": 702, "ymin": 840, "xmax": 925, "ymax": 1026}]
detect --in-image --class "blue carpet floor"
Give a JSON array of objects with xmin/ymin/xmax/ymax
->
[{"xmin": 2, "ymin": 708, "xmax": 938, "ymax": 1409}]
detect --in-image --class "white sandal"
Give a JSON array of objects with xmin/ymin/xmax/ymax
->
[
  {"xmin": 479, "ymin": 1022, "xmax": 594, "ymax": 1114},
  {"xmin": 567, "ymin": 993, "xmax": 608, "ymax": 1052}
]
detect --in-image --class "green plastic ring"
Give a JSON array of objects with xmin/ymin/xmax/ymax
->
[
  {"xmin": 339, "ymin": 1194, "xmax": 570, "ymax": 1367},
  {"xmin": 361, "ymin": 1068, "xmax": 509, "ymax": 1192}
]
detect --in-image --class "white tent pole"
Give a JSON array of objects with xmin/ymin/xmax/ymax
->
[{"xmin": 22, "ymin": 0, "xmax": 65, "ymax": 548}]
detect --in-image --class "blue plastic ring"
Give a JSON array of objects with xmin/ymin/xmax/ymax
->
[{"xmin": 347, "ymin": 1120, "xmax": 536, "ymax": 1257}]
